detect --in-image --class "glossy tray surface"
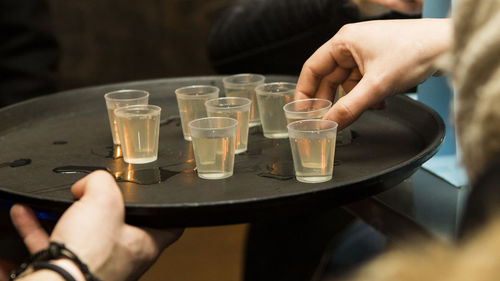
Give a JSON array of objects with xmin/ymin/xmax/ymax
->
[{"xmin": 0, "ymin": 76, "xmax": 444, "ymax": 226}]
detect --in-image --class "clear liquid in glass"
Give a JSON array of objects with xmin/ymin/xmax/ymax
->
[
  {"xmin": 116, "ymin": 111, "xmax": 160, "ymax": 164},
  {"xmin": 290, "ymin": 136, "xmax": 336, "ymax": 183},
  {"xmin": 192, "ymin": 136, "xmax": 235, "ymax": 179},
  {"xmin": 257, "ymin": 94, "xmax": 292, "ymax": 138},
  {"xmin": 177, "ymin": 98, "xmax": 211, "ymax": 141},
  {"xmin": 107, "ymin": 108, "xmax": 121, "ymax": 144},
  {"xmin": 225, "ymin": 88, "xmax": 260, "ymax": 127},
  {"xmin": 207, "ymin": 110, "xmax": 250, "ymax": 154}
]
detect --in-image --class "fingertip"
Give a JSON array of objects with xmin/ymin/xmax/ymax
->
[
  {"xmin": 328, "ymin": 75, "xmax": 389, "ymax": 130},
  {"xmin": 10, "ymin": 204, "xmax": 22, "ymax": 216},
  {"xmin": 323, "ymin": 106, "xmax": 350, "ymax": 131},
  {"xmin": 89, "ymin": 169, "xmax": 116, "ymax": 183},
  {"xmin": 10, "ymin": 204, "xmax": 32, "ymax": 224},
  {"xmin": 10, "ymin": 204, "xmax": 50, "ymax": 254},
  {"xmin": 71, "ymin": 170, "xmax": 124, "ymax": 213},
  {"xmin": 324, "ymin": 95, "xmax": 364, "ymax": 131},
  {"xmin": 10, "ymin": 204, "xmax": 34, "ymax": 232},
  {"xmin": 71, "ymin": 173, "xmax": 90, "ymax": 199}
]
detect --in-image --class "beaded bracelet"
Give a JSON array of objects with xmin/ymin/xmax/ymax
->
[
  {"xmin": 31, "ymin": 261, "xmax": 77, "ymax": 281},
  {"xmin": 10, "ymin": 241, "xmax": 101, "ymax": 281}
]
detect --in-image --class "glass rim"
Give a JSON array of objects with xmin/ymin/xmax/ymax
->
[
  {"xmin": 205, "ymin": 97, "xmax": 252, "ymax": 111},
  {"xmin": 175, "ymin": 85, "xmax": 220, "ymax": 98},
  {"xmin": 222, "ymin": 73, "xmax": 265, "ymax": 87},
  {"xmin": 255, "ymin": 82, "xmax": 297, "ymax": 94},
  {"xmin": 114, "ymin": 104, "xmax": 161, "ymax": 117},
  {"xmin": 283, "ymin": 98, "xmax": 333, "ymax": 114},
  {"xmin": 287, "ymin": 119, "xmax": 338, "ymax": 133},
  {"xmin": 104, "ymin": 89, "xmax": 150, "ymax": 101},
  {"xmin": 188, "ymin": 117, "xmax": 238, "ymax": 130}
]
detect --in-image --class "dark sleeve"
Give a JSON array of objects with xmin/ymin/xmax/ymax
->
[
  {"xmin": 0, "ymin": 0, "xmax": 59, "ymax": 108},
  {"xmin": 207, "ymin": 0, "xmax": 360, "ymax": 75}
]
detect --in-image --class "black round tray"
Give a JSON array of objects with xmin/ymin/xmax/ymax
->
[{"xmin": 0, "ymin": 75, "xmax": 444, "ymax": 227}]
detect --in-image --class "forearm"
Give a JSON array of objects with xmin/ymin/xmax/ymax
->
[
  {"xmin": 404, "ymin": 18, "xmax": 453, "ymax": 82},
  {"xmin": 417, "ymin": 18, "xmax": 453, "ymax": 69}
]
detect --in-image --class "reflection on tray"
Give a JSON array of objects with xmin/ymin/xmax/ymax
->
[{"xmin": 52, "ymin": 164, "xmax": 187, "ymax": 185}]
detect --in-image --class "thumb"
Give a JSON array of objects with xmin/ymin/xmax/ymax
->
[
  {"xmin": 324, "ymin": 76, "xmax": 385, "ymax": 130},
  {"xmin": 71, "ymin": 170, "xmax": 122, "ymax": 204},
  {"xmin": 10, "ymin": 204, "xmax": 50, "ymax": 254},
  {"xmin": 70, "ymin": 170, "xmax": 124, "ymax": 219}
]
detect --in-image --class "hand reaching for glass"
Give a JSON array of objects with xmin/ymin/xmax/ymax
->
[{"xmin": 295, "ymin": 18, "xmax": 452, "ymax": 130}]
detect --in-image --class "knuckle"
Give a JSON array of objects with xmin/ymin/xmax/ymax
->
[
  {"xmin": 338, "ymin": 23, "xmax": 355, "ymax": 35},
  {"xmin": 302, "ymin": 61, "xmax": 323, "ymax": 81}
]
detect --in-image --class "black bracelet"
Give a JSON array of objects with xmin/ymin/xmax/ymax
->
[
  {"xmin": 10, "ymin": 241, "xmax": 101, "ymax": 281},
  {"xmin": 31, "ymin": 261, "xmax": 77, "ymax": 281}
]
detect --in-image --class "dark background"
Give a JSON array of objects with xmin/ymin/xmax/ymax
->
[{"xmin": 47, "ymin": 0, "xmax": 232, "ymax": 90}]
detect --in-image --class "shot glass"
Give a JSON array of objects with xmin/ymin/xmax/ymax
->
[
  {"xmin": 114, "ymin": 105, "xmax": 161, "ymax": 164},
  {"xmin": 189, "ymin": 117, "xmax": 237, "ymax": 179},
  {"xmin": 175, "ymin": 85, "xmax": 219, "ymax": 141},
  {"xmin": 283, "ymin": 98, "xmax": 332, "ymax": 124},
  {"xmin": 205, "ymin": 97, "xmax": 251, "ymax": 154},
  {"xmin": 222, "ymin": 74, "xmax": 265, "ymax": 127},
  {"xmin": 255, "ymin": 82, "xmax": 296, "ymax": 139},
  {"xmin": 104, "ymin": 89, "xmax": 149, "ymax": 145},
  {"xmin": 287, "ymin": 119, "xmax": 338, "ymax": 183}
]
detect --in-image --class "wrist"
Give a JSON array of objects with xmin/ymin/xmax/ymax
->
[
  {"xmin": 51, "ymin": 259, "xmax": 86, "ymax": 281},
  {"xmin": 10, "ymin": 242, "xmax": 102, "ymax": 281},
  {"xmin": 420, "ymin": 18, "xmax": 453, "ymax": 64},
  {"xmin": 17, "ymin": 269, "xmax": 66, "ymax": 281},
  {"xmin": 15, "ymin": 260, "xmax": 84, "ymax": 281},
  {"xmin": 14, "ymin": 259, "xmax": 87, "ymax": 281}
]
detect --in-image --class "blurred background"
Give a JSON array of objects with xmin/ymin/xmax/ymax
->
[{"xmin": 47, "ymin": 0, "xmax": 231, "ymax": 90}]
